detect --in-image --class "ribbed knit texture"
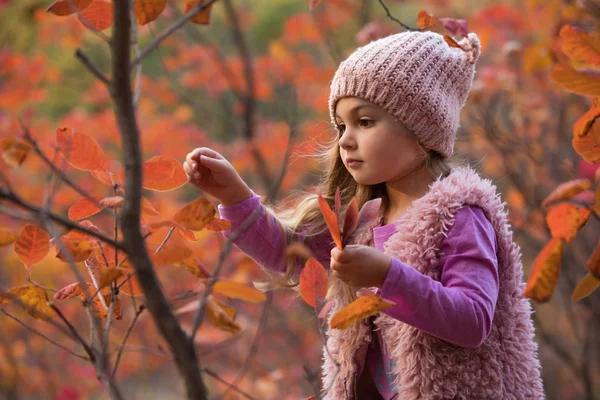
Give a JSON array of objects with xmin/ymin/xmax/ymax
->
[{"xmin": 328, "ymin": 31, "xmax": 481, "ymax": 158}]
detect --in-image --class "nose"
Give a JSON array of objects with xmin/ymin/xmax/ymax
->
[{"xmin": 338, "ymin": 128, "xmax": 356, "ymax": 151}]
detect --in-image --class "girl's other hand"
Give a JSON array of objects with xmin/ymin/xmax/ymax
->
[
  {"xmin": 183, "ymin": 147, "xmax": 253, "ymax": 207},
  {"xmin": 330, "ymin": 245, "xmax": 392, "ymax": 288}
]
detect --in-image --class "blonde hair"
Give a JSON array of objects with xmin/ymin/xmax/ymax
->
[{"xmin": 257, "ymin": 126, "xmax": 468, "ymax": 306}]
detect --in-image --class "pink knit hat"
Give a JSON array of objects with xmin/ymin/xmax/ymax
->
[{"xmin": 328, "ymin": 30, "xmax": 481, "ymax": 158}]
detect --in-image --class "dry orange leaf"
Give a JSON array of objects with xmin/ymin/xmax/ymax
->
[
  {"xmin": 417, "ymin": 10, "xmax": 438, "ymax": 29},
  {"xmin": 546, "ymin": 203, "xmax": 592, "ymax": 243},
  {"xmin": 212, "ymin": 281, "xmax": 267, "ymax": 303},
  {"xmin": 54, "ymin": 282, "xmax": 89, "ymax": 300},
  {"xmin": 68, "ymin": 196, "xmax": 104, "ymax": 220},
  {"xmin": 523, "ymin": 238, "xmax": 564, "ymax": 302},
  {"xmin": 572, "ymin": 272, "xmax": 600, "ymax": 301},
  {"xmin": 56, "ymin": 238, "xmax": 95, "ymax": 262},
  {"xmin": 46, "ymin": 0, "xmax": 92, "ymax": 15},
  {"xmin": 586, "ymin": 239, "xmax": 600, "ymax": 278},
  {"xmin": 142, "ymin": 197, "xmax": 159, "ymax": 216},
  {"xmin": 175, "ymin": 257, "xmax": 211, "ymax": 279},
  {"xmin": 560, "ymin": 25, "xmax": 600, "ymax": 67},
  {"xmin": 0, "ymin": 285, "xmax": 55, "ymax": 320},
  {"xmin": 0, "ymin": 231, "xmax": 18, "ymax": 246},
  {"xmin": 444, "ymin": 35, "xmax": 461, "ymax": 48},
  {"xmin": 206, "ymin": 299, "xmax": 241, "ymax": 334},
  {"xmin": 573, "ymin": 106, "xmax": 600, "ymax": 164},
  {"xmin": 56, "ymin": 127, "xmax": 107, "ymax": 171},
  {"xmin": 151, "ymin": 244, "xmax": 193, "ymax": 266},
  {"xmin": 0, "ymin": 137, "xmax": 30, "ymax": 167},
  {"xmin": 98, "ymin": 268, "xmax": 124, "ymax": 289},
  {"xmin": 100, "ymin": 196, "xmax": 124, "ymax": 208},
  {"xmin": 173, "ymin": 197, "xmax": 216, "ymax": 231},
  {"xmin": 91, "ymin": 168, "xmax": 116, "ymax": 186},
  {"xmin": 134, "ymin": 0, "xmax": 167, "ymax": 25},
  {"xmin": 78, "ymin": 0, "xmax": 113, "ymax": 31},
  {"xmin": 177, "ymin": 227, "xmax": 198, "ymax": 242},
  {"xmin": 299, "ymin": 257, "xmax": 328, "ymax": 308},
  {"xmin": 14, "ymin": 225, "xmax": 50, "ymax": 267},
  {"xmin": 184, "ymin": 0, "xmax": 214, "ymax": 25},
  {"xmin": 142, "ymin": 156, "xmax": 188, "ymax": 191},
  {"xmin": 318, "ymin": 195, "xmax": 342, "ymax": 249},
  {"xmin": 550, "ymin": 65, "xmax": 600, "ymax": 97},
  {"xmin": 87, "ymin": 289, "xmax": 122, "ymax": 320},
  {"xmin": 541, "ymin": 179, "xmax": 592, "ymax": 209},
  {"xmin": 330, "ymin": 295, "xmax": 394, "ymax": 330},
  {"xmin": 204, "ymin": 218, "xmax": 231, "ymax": 232}
]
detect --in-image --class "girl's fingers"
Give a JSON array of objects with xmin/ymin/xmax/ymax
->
[
  {"xmin": 198, "ymin": 154, "xmax": 226, "ymax": 171},
  {"xmin": 190, "ymin": 147, "xmax": 223, "ymax": 162}
]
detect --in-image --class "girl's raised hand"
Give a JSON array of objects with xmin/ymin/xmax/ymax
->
[{"xmin": 183, "ymin": 147, "xmax": 253, "ymax": 207}]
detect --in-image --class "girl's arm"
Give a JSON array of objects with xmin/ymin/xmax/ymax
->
[
  {"xmin": 218, "ymin": 191, "xmax": 333, "ymax": 275},
  {"xmin": 378, "ymin": 205, "xmax": 499, "ymax": 348}
]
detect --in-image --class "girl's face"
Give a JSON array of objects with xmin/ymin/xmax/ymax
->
[{"xmin": 334, "ymin": 97, "xmax": 425, "ymax": 187}]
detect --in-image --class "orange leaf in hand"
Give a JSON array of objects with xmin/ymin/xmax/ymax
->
[
  {"xmin": 318, "ymin": 195, "xmax": 342, "ymax": 249},
  {"xmin": 330, "ymin": 295, "xmax": 394, "ymax": 330}
]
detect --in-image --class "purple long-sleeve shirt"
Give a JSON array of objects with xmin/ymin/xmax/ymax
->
[{"xmin": 218, "ymin": 192, "xmax": 499, "ymax": 399}]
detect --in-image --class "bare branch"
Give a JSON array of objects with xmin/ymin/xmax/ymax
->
[
  {"xmin": 19, "ymin": 121, "xmax": 103, "ymax": 209},
  {"xmin": 0, "ymin": 188, "xmax": 124, "ymax": 250},
  {"xmin": 51, "ymin": 304, "xmax": 95, "ymax": 361},
  {"xmin": 130, "ymin": 0, "xmax": 220, "ymax": 70},
  {"xmin": 0, "ymin": 308, "xmax": 89, "ymax": 361},
  {"xmin": 203, "ymin": 368, "xmax": 256, "ymax": 400},
  {"xmin": 75, "ymin": 48, "xmax": 111, "ymax": 86},
  {"xmin": 376, "ymin": 0, "xmax": 416, "ymax": 31},
  {"xmin": 111, "ymin": 0, "xmax": 208, "ymax": 397},
  {"xmin": 112, "ymin": 305, "xmax": 145, "ymax": 377}
]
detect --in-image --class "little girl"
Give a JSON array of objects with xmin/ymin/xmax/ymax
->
[{"xmin": 183, "ymin": 31, "xmax": 544, "ymax": 399}]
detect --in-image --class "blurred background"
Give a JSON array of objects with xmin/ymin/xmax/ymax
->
[{"xmin": 1, "ymin": 0, "xmax": 599, "ymax": 398}]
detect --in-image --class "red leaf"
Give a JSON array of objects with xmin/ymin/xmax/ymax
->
[
  {"xmin": 78, "ymin": 0, "xmax": 113, "ymax": 31},
  {"xmin": 342, "ymin": 198, "xmax": 358, "ymax": 247},
  {"xmin": 345, "ymin": 198, "xmax": 382, "ymax": 245},
  {"xmin": 299, "ymin": 258, "xmax": 328, "ymax": 308},
  {"xmin": 14, "ymin": 225, "xmax": 50, "ymax": 267},
  {"xmin": 68, "ymin": 196, "xmax": 104, "ymax": 220}
]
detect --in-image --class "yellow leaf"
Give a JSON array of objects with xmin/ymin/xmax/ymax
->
[
  {"xmin": 173, "ymin": 197, "xmax": 216, "ymax": 231},
  {"xmin": 572, "ymin": 272, "xmax": 600, "ymax": 301},
  {"xmin": 0, "ymin": 137, "xmax": 30, "ymax": 167},
  {"xmin": 212, "ymin": 281, "xmax": 266, "ymax": 303},
  {"xmin": 56, "ymin": 239, "xmax": 95, "ymax": 262},
  {"xmin": 206, "ymin": 299, "xmax": 241, "ymax": 334},
  {"xmin": 523, "ymin": 238, "xmax": 563, "ymax": 302},
  {"xmin": 0, "ymin": 231, "xmax": 18, "ymax": 246},
  {"xmin": 0, "ymin": 285, "xmax": 55, "ymax": 320},
  {"xmin": 330, "ymin": 295, "xmax": 394, "ymax": 330}
]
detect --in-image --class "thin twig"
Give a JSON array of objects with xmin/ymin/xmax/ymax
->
[
  {"xmin": 112, "ymin": 305, "xmax": 145, "ymax": 376},
  {"xmin": 0, "ymin": 308, "xmax": 89, "ymax": 361},
  {"xmin": 75, "ymin": 48, "xmax": 111, "ymax": 86},
  {"xmin": 51, "ymin": 304, "xmax": 95, "ymax": 361},
  {"xmin": 203, "ymin": 368, "xmax": 256, "ymax": 400},
  {"xmin": 376, "ymin": 0, "xmax": 416, "ymax": 31},
  {"xmin": 0, "ymin": 188, "xmax": 124, "ymax": 250},
  {"xmin": 130, "ymin": 0, "xmax": 220, "ymax": 70}
]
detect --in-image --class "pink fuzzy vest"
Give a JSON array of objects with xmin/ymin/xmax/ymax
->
[{"xmin": 321, "ymin": 166, "xmax": 544, "ymax": 399}]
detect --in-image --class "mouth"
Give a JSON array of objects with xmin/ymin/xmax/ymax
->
[{"xmin": 346, "ymin": 159, "xmax": 363, "ymax": 168}]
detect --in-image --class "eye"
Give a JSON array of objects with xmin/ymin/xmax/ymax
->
[{"xmin": 359, "ymin": 118, "xmax": 374, "ymax": 128}]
